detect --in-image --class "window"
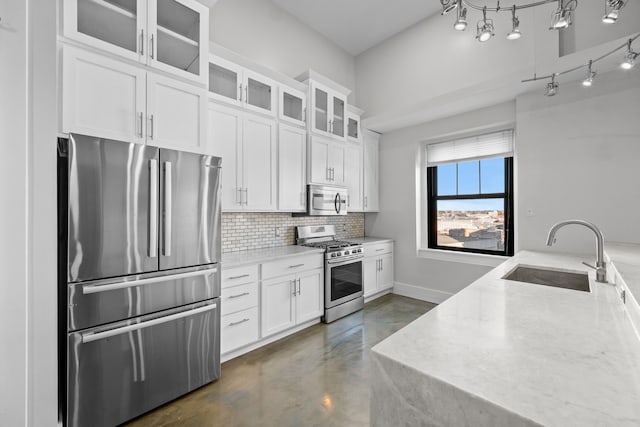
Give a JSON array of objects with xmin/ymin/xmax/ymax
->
[{"xmin": 425, "ymin": 130, "xmax": 514, "ymax": 257}]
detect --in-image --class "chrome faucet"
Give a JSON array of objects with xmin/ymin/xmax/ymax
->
[{"xmin": 546, "ymin": 219, "xmax": 607, "ymax": 283}]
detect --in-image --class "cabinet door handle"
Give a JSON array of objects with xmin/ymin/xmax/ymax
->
[
  {"xmin": 229, "ymin": 318, "xmax": 250, "ymax": 327},
  {"xmin": 228, "ymin": 292, "xmax": 250, "ymax": 299},
  {"xmin": 297, "ymin": 277, "xmax": 301, "ymax": 295},
  {"xmin": 364, "ymin": 196, "xmax": 368, "ymax": 208},
  {"xmin": 245, "ymin": 85, "xmax": 248, "ymax": 104},
  {"xmin": 149, "ymin": 33, "xmax": 155, "ymax": 59},
  {"xmin": 291, "ymin": 280, "xmax": 296, "ymax": 296},
  {"xmin": 238, "ymin": 84, "xmax": 243, "ymax": 102},
  {"xmin": 332, "ymin": 168, "xmax": 335, "ymax": 181},
  {"xmin": 228, "ymin": 274, "xmax": 250, "ymax": 280},
  {"xmin": 302, "ymin": 108, "xmax": 306, "ymax": 123},
  {"xmin": 148, "ymin": 114, "xmax": 155, "ymax": 139},
  {"xmin": 138, "ymin": 112, "xmax": 144, "ymax": 138},
  {"xmin": 139, "ymin": 29, "xmax": 144, "ymax": 56},
  {"xmin": 243, "ymin": 188, "xmax": 248, "ymax": 205},
  {"xmin": 381, "ymin": 259, "xmax": 383, "ymax": 271}
]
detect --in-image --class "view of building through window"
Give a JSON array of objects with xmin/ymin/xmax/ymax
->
[{"xmin": 436, "ymin": 199, "xmax": 505, "ymax": 251}]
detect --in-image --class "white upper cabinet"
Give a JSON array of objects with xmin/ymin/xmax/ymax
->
[
  {"xmin": 344, "ymin": 142, "xmax": 363, "ymax": 212},
  {"xmin": 309, "ymin": 81, "xmax": 347, "ymax": 140},
  {"xmin": 146, "ymin": 72, "xmax": 207, "ymax": 152},
  {"xmin": 347, "ymin": 106, "xmax": 363, "ymax": 142},
  {"xmin": 62, "ymin": 46, "xmax": 146, "ymax": 144},
  {"xmin": 278, "ymin": 124, "xmax": 307, "ymax": 212},
  {"xmin": 62, "ymin": 45, "xmax": 208, "ymax": 153},
  {"xmin": 208, "ymin": 55, "xmax": 277, "ymax": 117},
  {"xmin": 208, "ymin": 103, "xmax": 277, "ymax": 212},
  {"xmin": 363, "ymin": 129, "xmax": 380, "ymax": 212},
  {"xmin": 63, "ymin": 0, "xmax": 209, "ymax": 84},
  {"xmin": 279, "ymin": 85, "xmax": 307, "ymax": 128},
  {"xmin": 309, "ymin": 136, "xmax": 345, "ymax": 186}
]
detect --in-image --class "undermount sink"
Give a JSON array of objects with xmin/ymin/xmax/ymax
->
[{"xmin": 502, "ymin": 265, "xmax": 590, "ymax": 292}]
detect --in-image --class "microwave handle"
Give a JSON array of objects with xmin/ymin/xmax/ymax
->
[{"xmin": 334, "ymin": 193, "xmax": 341, "ymax": 214}]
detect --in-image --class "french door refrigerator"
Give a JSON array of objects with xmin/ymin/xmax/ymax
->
[{"xmin": 58, "ymin": 134, "xmax": 222, "ymax": 427}]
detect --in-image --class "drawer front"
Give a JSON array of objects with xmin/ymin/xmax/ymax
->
[
  {"xmin": 67, "ymin": 300, "xmax": 220, "ymax": 427},
  {"xmin": 222, "ymin": 264, "xmax": 259, "ymax": 289},
  {"xmin": 262, "ymin": 254, "xmax": 324, "ymax": 280},
  {"xmin": 365, "ymin": 242, "xmax": 393, "ymax": 257},
  {"xmin": 221, "ymin": 307, "xmax": 260, "ymax": 354},
  {"xmin": 221, "ymin": 282, "xmax": 258, "ymax": 316}
]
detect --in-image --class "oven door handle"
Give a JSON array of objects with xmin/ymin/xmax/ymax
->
[{"xmin": 327, "ymin": 257, "xmax": 363, "ymax": 267}]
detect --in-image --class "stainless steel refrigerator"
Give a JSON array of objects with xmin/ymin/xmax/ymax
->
[{"xmin": 58, "ymin": 134, "xmax": 222, "ymax": 427}]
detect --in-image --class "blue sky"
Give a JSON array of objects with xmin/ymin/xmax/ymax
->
[{"xmin": 436, "ymin": 158, "xmax": 505, "ymax": 211}]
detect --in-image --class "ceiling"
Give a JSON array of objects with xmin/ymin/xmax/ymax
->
[{"xmin": 271, "ymin": 0, "xmax": 442, "ymax": 56}]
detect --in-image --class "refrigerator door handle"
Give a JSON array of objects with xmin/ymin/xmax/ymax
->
[
  {"xmin": 81, "ymin": 303, "xmax": 217, "ymax": 344},
  {"xmin": 163, "ymin": 161, "xmax": 172, "ymax": 256},
  {"xmin": 148, "ymin": 159, "xmax": 158, "ymax": 258},
  {"xmin": 81, "ymin": 267, "xmax": 218, "ymax": 295}
]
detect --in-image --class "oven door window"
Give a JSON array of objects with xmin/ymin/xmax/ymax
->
[{"xmin": 330, "ymin": 260, "xmax": 362, "ymax": 301}]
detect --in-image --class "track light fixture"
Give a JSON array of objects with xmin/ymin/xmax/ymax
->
[
  {"xmin": 507, "ymin": 6, "xmax": 521, "ymax": 40},
  {"xmin": 621, "ymin": 39, "xmax": 637, "ymax": 69},
  {"xmin": 582, "ymin": 60, "xmax": 595, "ymax": 87},
  {"xmin": 549, "ymin": 0, "xmax": 577, "ymax": 30},
  {"xmin": 523, "ymin": 35, "xmax": 639, "ymax": 97},
  {"xmin": 441, "ymin": 0, "xmax": 458, "ymax": 15},
  {"xmin": 545, "ymin": 74, "xmax": 559, "ymax": 96},
  {"xmin": 603, "ymin": 0, "xmax": 626, "ymax": 24},
  {"xmin": 454, "ymin": 0, "xmax": 468, "ymax": 31},
  {"xmin": 476, "ymin": 7, "xmax": 494, "ymax": 43}
]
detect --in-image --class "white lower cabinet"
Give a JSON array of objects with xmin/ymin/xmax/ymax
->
[
  {"xmin": 221, "ymin": 253, "xmax": 324, "ymax": 359},
  {"xmin": 220, "ymin": 265, "xmax": 260, "ymax": 355},
  {"xmin": 261, "ymin": 267, "xmax": 323, "ymax": 337},
  {"xmin": 363, "ymin": 242, "xmax": 394, "ymax": 298}
]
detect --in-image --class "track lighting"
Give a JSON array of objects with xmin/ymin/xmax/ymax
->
[
  {"xmin": 476, "ymin": 7, "xmax": 494, "ymax": 42},
  {"xmin": 549, "ymin": 0, "xmax": 576, "ymax": 30},
  {"xmin": 603, "ymin": 0, "xmax": 626, "ymax": 24},
  {"xmin": 441, "ymin": 0, "xmax": 458, "ymax": 15},
  {"xmin": 545, "ymin": 75, "xmax": 559, "ymax": 97},
  {"xmin": 621, "ymin": 39, "xmax": 638, "ymax": 69},
  {"xmin": 453, "ymin": 1, "xmax": 468, "ymax": 31},
  {"xmin": 506, "ymin": 6, "xmax": 521, "ymax": 40},
  {"xmin": 582, "ymin": 61, "xmax": 595, "ymax": 87}
]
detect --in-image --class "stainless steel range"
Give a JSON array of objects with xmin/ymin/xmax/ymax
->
[{"xmin": 297, "ymin": 225, "xmax": 364, "ymax": 323}]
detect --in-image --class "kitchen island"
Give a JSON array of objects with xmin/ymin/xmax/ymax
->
[{"xmin": 371, "ymin": 250, "xmax": 640, "ymax": 427}]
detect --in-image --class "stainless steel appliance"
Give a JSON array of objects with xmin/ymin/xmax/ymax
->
[
  {"xmin": 304, "ymin": 184, "xmax": 348, "ymax": 216},
  {"xmin": 297, "ymin": 225, "xmax": 364, "ymax": 323},
  {"xmin": 57, "ymin": 134, "xmax": 222, "ymax": 427}
]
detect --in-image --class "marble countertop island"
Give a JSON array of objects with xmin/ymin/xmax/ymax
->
[{"xmin": 371, "ymin": 250, "xmax": 640, "ymax": 427}]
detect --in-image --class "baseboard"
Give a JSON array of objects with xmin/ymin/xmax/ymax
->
[
  {"xmin": 392, "ymin": 281, "xmax": 453, "ymax": 304},
  {"xmin": 364, "ymin": 288, "xmax": 393, "ymax": 304}
]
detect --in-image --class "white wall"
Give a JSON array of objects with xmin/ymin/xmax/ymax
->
[
  {"xmin": 0, "ymin": 2, "xmax": 29, "ymax": 424},
  {"xmin": 210, "ymin": 0, "xmax": 357, "ymax": 102},
  {"xmin": 516, "ymin": 71, "xmax": 640, "ymax": 254},
  {"xmin": 0, "ymin": 1, "xmax": 58, "ymax": 426},
  {"xmin": 366, "ymin": 71, "xmax": 640, "ymax": 300},
  {"xmin": 365, "ymin": 102, "xmax": 516, "ymax": 298}
]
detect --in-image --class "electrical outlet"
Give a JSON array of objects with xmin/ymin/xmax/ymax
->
[
  {"xmin": 342, "ymin": 223, "xmax": 346, "ymax": 232},
  {"xmin": 275, "ymin": 226, "xmax": 280, "ymax": 237}
]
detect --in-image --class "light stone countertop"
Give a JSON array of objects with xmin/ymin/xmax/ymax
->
[
  {"xmin": 345, "ymin": 236, "xmax": 393, "ymax": 245},
  {"xmin": 222, "ymin": 246, "xmax": 324, "ymax": 268},
  {"xmin": 605, "ymin": 242, "xmax": 640, "ymax": 341},
  {"xmin": 371, "ymin": 250, "xmax": 640, "ymax": 427}
]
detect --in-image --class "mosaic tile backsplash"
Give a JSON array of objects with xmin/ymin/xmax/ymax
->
[{"xmin": 222, "ymin": 212, "xmax": 365, "ymax": 253}]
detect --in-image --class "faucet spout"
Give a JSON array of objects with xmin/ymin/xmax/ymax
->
[{"xmin": 546, "ymin": 219, "xmax": 606, "ymax": 283}]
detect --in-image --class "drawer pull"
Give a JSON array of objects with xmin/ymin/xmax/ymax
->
[
  {"xmin": 376, "ymin": 249, "xmax": 385, "ymax": 252},
  {"xmin": 228, "ymin": 274, "xmax": 250, "ymax": 280},
  {"xmin": 288, "ymin": 263, "xmax": 305, "ymax": 269},
  {"xmin": 228, "ymin": 318, "xmax": 250, "ymax": 327},
  {"xmin": 227, "ymin": 292, "xmax": 250, "ymax": 299}
]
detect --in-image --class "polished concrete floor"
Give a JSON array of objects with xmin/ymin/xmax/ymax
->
[{"xmin": 126, "ymin": 294, "xmax": 436, "ymax": 427}]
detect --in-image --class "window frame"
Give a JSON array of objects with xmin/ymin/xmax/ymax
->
[{"xmin": 426, "ymin": 157, "xmax": 515, "ymax": 257}]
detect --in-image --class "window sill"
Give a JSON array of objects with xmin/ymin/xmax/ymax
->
[{"xmin": 417, "ymin": 248, "xmax": 508, "ymax": 267}]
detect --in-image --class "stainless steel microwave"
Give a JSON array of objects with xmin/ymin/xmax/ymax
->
[{"xmin": 305, "ymin": 184, "xmax": 348, "ymax": 216}]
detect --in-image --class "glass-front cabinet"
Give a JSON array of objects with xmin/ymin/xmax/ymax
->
[
  {"xmin": 279, "ymin": 85, "xmax": 307, "ymax": 127},
  {"xmin": 309, "ymin": 81, "xmax": 347, "ymax": 140},
  {"xmin": 347, "ymin": 107, "xmax": 362, "ymax": 142},
  {"xmin": 64, "ymin": 0, "xmax": 209, "ymax": 84},
  {"xmin": 208, "ymin": 55, "xmax": 277, "ymax": 117}
]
